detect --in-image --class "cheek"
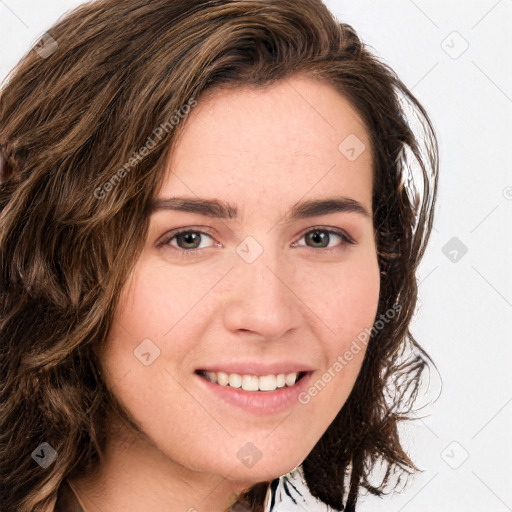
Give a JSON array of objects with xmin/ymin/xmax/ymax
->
[
  {"xmin": 110, "ymin": 261, "xmax": 205, "ymax": 341},
  {"xmin": 340, "ymin": 263, "xmax": 380, "ymax": 335},
  {"xmin": 302, "ymin": 252, "xmax": 380, "ymax": 401},
  {"xmin": 305, "ymin": 252, "xmax": 381, "ymax": 343}
]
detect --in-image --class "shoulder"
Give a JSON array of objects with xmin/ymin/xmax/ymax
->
[
  {"xmin": 264, "ymin": 465, "xmax": 342, "ymax": 512},
  {"xmin": 54, "ymin": 479, "xmax": 85, "ymax": 512}
]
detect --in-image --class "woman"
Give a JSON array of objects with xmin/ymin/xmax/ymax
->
[{"xmin": 0, "ymin": 0, "xmax": 439, "ymax": 511}]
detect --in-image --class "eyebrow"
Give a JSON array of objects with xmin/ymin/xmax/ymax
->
[{"xmin": 149, "ymin": 196, "xmax": 371, "ymax": 221}]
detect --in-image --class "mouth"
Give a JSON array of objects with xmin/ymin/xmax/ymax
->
[
  {"xmin": 195, "ymin": 369, "xmax": 309, "ymax": 392},
  {"xmin": 195, "ymin": 366, "xmax": 314, "ymax": 414}
]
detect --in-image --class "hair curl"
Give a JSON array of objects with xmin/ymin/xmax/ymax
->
[{"xmin": 0, "ymin": 1, "xmax": 439, "ymax": 511}]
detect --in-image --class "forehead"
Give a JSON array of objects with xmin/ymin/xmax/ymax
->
[{"xmin": 159, "ymin": 75, "xmax": 373, "ymax": 215}]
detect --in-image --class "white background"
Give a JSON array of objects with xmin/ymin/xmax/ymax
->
[{"xmin": 1, "ymin": 1, "xmax": 511, "ymax": 511}]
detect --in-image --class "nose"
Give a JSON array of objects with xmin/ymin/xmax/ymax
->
[{"xmin": 221, "ymin": 245, "xmax": 303, "ymax": 341}]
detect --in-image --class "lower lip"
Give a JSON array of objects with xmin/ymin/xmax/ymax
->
[{"xmin": 197, "ymin": 372, "xmax": 313, "ymax": 415}]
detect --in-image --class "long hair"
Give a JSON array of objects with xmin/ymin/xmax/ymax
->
[{"xmin": 0, "ymin": 1, "xmax": 439, "ymax": 511}]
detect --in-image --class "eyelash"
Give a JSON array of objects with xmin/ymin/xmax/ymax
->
[{"xmin": 157, "ymin": 226, "xmax": 356, "ymax": 258}]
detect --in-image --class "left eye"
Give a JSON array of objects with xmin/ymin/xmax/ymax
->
[{"xmin": 292, "ymin": 229, "xmax": 355, "ymax": 250}]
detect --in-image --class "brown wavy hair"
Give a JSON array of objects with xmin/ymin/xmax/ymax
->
[{"xmin": 0, "ymin": 1, "xmax": 439, "ymax": 511}]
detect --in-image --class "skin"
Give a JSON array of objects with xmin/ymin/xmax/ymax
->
[{"xmin": 70, "ymin": 74, "xmax": 380, "ymax": 511}]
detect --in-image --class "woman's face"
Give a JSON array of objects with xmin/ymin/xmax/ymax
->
[{"xmin": 101, "ymin": 75, "xmax": 380, "ymax": 486}]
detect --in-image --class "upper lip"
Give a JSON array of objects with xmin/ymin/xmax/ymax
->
[{"xmin": 196, "ymin": 361, "xmax": 315, "ymax": 376}]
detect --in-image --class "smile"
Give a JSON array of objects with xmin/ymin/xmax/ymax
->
[{"xmin": 196, "ymin": 370, "xmax": 307, "ymax": 392}]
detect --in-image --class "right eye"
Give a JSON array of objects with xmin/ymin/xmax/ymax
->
[{"xmin": 157, "ymin": 228, "xmax": 221, "ymax": 257}]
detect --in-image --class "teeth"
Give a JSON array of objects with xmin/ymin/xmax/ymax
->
[
  {"xmin": 228, "ymin": 373, "xmax": 242, "ymax": 388},
  {"xmin": 216, "ymin": 371, "xmax": 228, "ymax": 386},
  {"xmin": 259, "ymin": 374, "xmax": 276, "ymax": 391},
  {"xmin": 202, "ymin": 371, "xmax": 302, "ymax": 391},
  {"xmin": 285, "ymin": 372, "xmax": 297, "ymax": 387},
  {"xmin": 242, "ymin": 375, "xmax": 259, "ymax": 391},
  {"xmin": 205, "ymin": 371, "xmax": 217, "ymax": 384}
]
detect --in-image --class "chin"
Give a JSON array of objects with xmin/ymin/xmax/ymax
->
[{"xmin": 203, "ymin": 441, "xmax": 309, "ymax": 484}]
